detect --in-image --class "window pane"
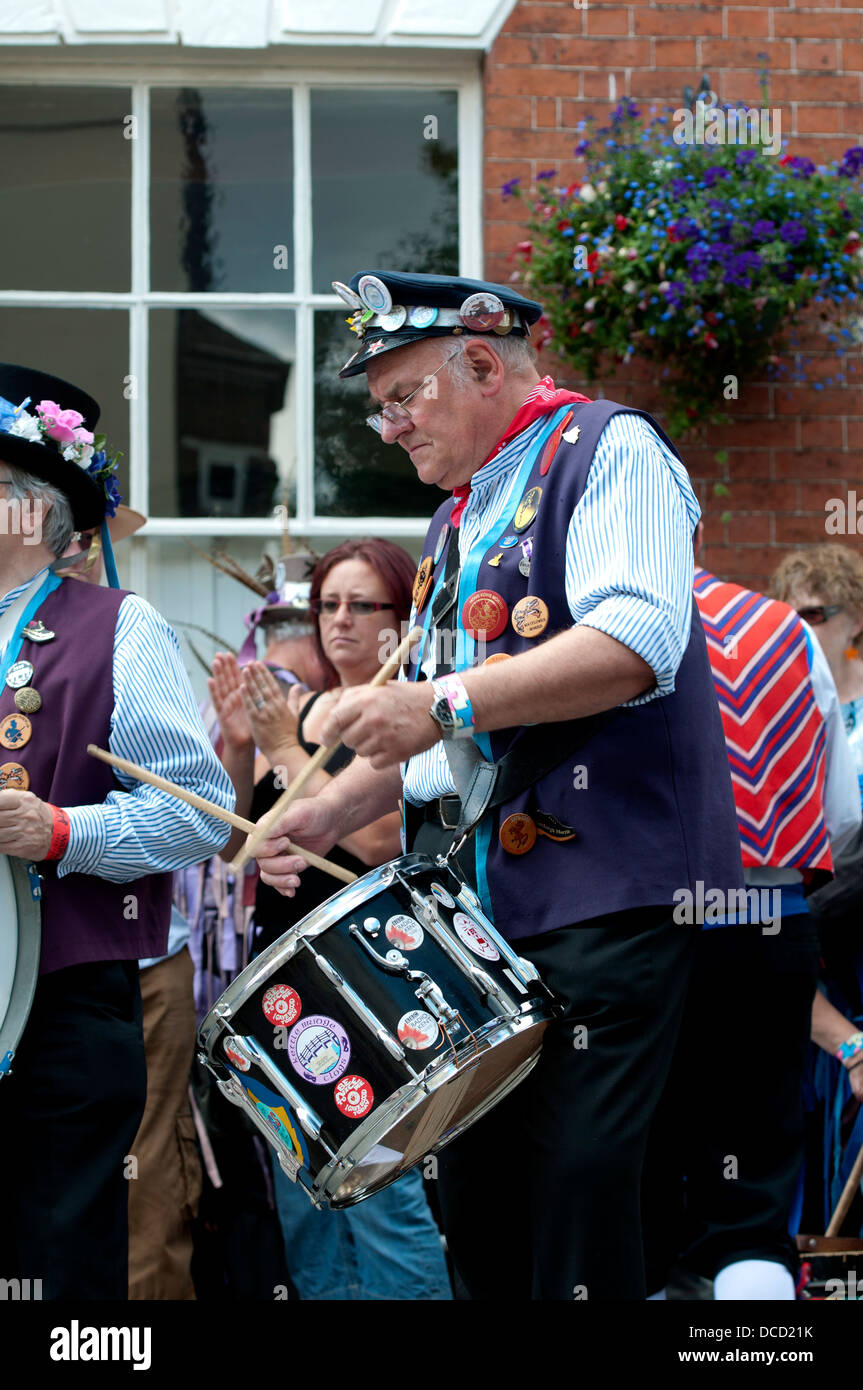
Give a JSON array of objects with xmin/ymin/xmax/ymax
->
[
  {"xmin": 151, "ymin": 89, "xmax": 294, "ymax": 292},
  {"xmin": 149, "ymin": 308, "xmax": 296, "ymax": 518},
  {"xmin": 311, "ymin": 89, "xmax": 458, "ymax": 293},
  {"xmin": 0, "ymin": 86, "xmax": 131, "ymax": 292},
  {"xmin": 314, "ymin": 311, "xmax": 430, "ymax": 518},
  {"xmin": 0, "ymin": 309, "xmax": 131, "ymax": 506}
]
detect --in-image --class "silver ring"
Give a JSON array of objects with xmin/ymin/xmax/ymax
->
[{"xmin": 254, "ymin": 698, "xmax": 266, "ymax": 709}]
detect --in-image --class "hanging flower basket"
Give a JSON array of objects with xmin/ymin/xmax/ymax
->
[{"xmin": 505, "ymin": 100, "xmax": 863, "ymax": 438}]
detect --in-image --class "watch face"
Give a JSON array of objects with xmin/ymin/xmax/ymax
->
[{"xmin": 431, "ymin": 692, "xmax": 454, "ymax": 733}]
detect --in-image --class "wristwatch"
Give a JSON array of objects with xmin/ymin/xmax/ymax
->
[{"xmin": 428, "ymin": 674, "xmax": 475, "ymax": 740}]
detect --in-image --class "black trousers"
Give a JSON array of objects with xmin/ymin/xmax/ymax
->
[
  {"xmin": 641, "ymin": 915, "xmax": 821, "ymax": 1291},
  {"xmin": 433, "ymin": 904, "xmax": 697, "ymax": 1300},
  {"xmin": 0, "ymin": 960, "xmax": 146, "ymax": 1300}
]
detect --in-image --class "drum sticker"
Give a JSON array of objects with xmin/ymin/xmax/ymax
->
[
  {"xmin": 223, "ymin": 1038, "xmax": 251, "ymax": 1072},
  {"xmin": 288, "ymin": 1015, "xmax": 351, "ymax": 1085},
  {"xmin": 334, "ymin": 1074, "xmax": 374, "ymax": 1120},
  {"xmin": 452, "ymin": 912, "xmax": 501, "ymax": 962},
  {"xmin": 385, "ymin": 913, "xmax": 424, "ymax": 951},
  {"xmin": 429, "ymin": 882, "xmax": 455, "ymax": 909},
  {"xmin": 244, "ymin": 1080, "xmax": 310, "ymax": 1170},
  {"xmin": 397, "ymin": 1009, "xmax": 440, "ymax": 1051},
  {"xmin": 261, "ymin": 983, "xmax": 302, "ymax": 1028}
]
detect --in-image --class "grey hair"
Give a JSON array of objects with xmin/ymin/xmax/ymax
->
[
  {"xmin": 446, "ymin": 333, "xmax": 538, "ymax": 385},
  {"xmin": 2, "ymin": 465, "xmax": 77, "ymax": 557},
  {"xmin": 262, "ymin": 619, "xmax": 315, "ymax": 644}
]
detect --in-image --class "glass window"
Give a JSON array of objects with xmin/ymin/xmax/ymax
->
[
  {"xmin": 149, "ymin": 307, "xmax": 296, "ymax": 518},
  {"xmin": 311, "ymin": 89, "xmax": 458, "ymax": 293},
  {"xmin": 150, "ymin": 88, "xmax": 294, "ymax": 293},
  {"xmin": 0, "ymin": 86, "xmax": 131, "ymax": 292},
  {"xmin": 0, "ymin": 308, "xmax": 131, "ymax": 505},
  {"xmin": 314, "ymin": 310, "xmax": 430, "ymax": 518}
]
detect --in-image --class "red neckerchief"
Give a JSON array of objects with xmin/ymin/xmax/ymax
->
[{"xmin": 450, "ymin": 377, "xmax": 591, "ymax": 526}]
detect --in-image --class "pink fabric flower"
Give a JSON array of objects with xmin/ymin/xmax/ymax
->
[
  {"xmin": 36, "ymin": 400, "xmax": 84, "ymax": 443},
  {"xmin": 73, "ymin": 427, "xmax": 94, "ymax": 446}
]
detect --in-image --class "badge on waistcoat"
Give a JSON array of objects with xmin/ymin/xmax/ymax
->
[
  {"xmin": 433, "ymin": 523, "xmax": 449, "ymax": 567},
  {"xmin": 512, "ymin": 596, "xmax": 549, "ymax": 638},
  {"xmin": 412, "ymin": 556, "xmax": 433, "ymax": 614},
  {"xmin": 21, "ymin": 621, "xmax": 55, "ymax": 644},
  {"xmin": 536, "ymin": 811, "xmax": 578, "ymax": 843},
  {"xmin": 6, "ymin": 661, "xmax": 34, "ymax": 690},
  {"xmin": 0, "ymin": 762, "xmax": 28, "ymax": 791},
  {"xmin": 499, "ymin": 813, "xmax": 537, "ymax": 855},
  {"xmin": 0, "ymin": 713, "xmax": 32, "ymax": 749},
  {"xmin": 14, "ymin": 687, "xmax": 41, "ymax": 713},
  {"xmin": 488, "ymin": 553, "xmax": 503, "ymax": 568},
  {"xmin": 513, "ymin": 487, "xmax": 542, "ymax": 533},
  {"xmin": 461, "ymin": 590, "xmax": 508, "ymax": 642},
  {"xmin": 518, "ymin": 538, "xmax": 533, "ymax": 579},
  {"xmin": 539, "ymin": 410, "xmax": 575, "ymax": 478}
]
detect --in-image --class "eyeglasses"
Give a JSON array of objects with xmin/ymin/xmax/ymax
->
[
  {"xmin": 796, "ymin": 604, "xmax": 844, "ymax": 626},
  {"xmin": 365, "ymin": 349, "xmax": 461, "ymax": 435},
  {"xmin": 310, "ymin": 599, "xmax": 395, "ymax": 617}
]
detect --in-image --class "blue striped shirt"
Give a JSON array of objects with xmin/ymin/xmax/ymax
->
[
  {"xmin": 0, "ymin": 571, "xmax": 235, "ymax": 880},
  {"xmin": 403, "ymin": 410, "xmax": 700, "ymax": 805}
]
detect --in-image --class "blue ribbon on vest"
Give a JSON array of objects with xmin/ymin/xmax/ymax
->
[
  {"xmin": 101, "ymin": 519, "xmax": 120, "ymax": 589},
  {"xmin": 0, "ymin": 568, "xmax": 62, "ymax": 687}
]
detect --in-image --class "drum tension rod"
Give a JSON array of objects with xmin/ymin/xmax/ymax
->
[{"xmin": 348, "ymin": 926, "xmax": 461, "ymax": 1035}]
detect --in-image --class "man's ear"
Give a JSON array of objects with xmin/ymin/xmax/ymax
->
[{"xmin": 464, "ymin": 340, "xmax": 504, "ymax": 391}]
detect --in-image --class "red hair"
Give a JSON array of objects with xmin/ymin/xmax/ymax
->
[{"xmin": 309, "ymin": 537, "xmax": 417, "ymax": 689}]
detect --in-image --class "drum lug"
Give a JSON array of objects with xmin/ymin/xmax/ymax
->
[
  {"xmin": 214, "ymin": 1001, "xmax": 233, "ymax": 1020},
  {"xmin": 413, "ymin": 977, "xmax": 460, "ymax": 1032}
]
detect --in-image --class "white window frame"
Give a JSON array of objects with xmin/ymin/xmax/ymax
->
[{"xmin": 0, "ymin": 52, "xmax": 483, "ymax": 552}]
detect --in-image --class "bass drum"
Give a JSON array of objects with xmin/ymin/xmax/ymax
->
[
  {"xmin": 0, "ymin": 857, "xmax": 42, "ymax": 1079},
  {"xmin": 199, "ymin": 852, "xmax": 558, "ymax": 1208}
]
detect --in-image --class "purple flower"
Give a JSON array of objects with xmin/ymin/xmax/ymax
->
[
  {"xmin": 103, "ymin": 474, "xmax": 122, "ymax": 518},
  {"xmin": 752, "ymin": 219, "xmax": 776, "ymax": 242},
  {"xmin": 725, "ymin": 250, "xmax": 764, "ymax": 287},
  {"xmin": 675, "ymin": 217, "xmax": 700, "ymax": 241},
  {"xmin": 671, "ymin": 178, "xmax": 689, "ymax": 199},
  {"xmin": 704, "ymin": 166, "xmax": 731, "ymax": 188},
  {"xmin": 735, "ymin": 149, "xmax": 758, "ymax": 167},
  {"xmin": 779, "ymin": 220, "xmax": 807, "ymax": 246},
  {"xmin": 537, "ymin": 169, "xmax": 557, "ymax": 181},
  {"xmin": 501, "ymin": 177, "xmax": 521, "ymax": 199},
  {"xmin": 789, "ymin": 156, "xmax": 816, "ymax": 179},
  {"xmin": 574, "ymin": 140, "xmax": 591, "ymax": 156},
  {"xmin": 662, "ymin": 281, "xmax": 686, "ymax": 308},
  {"xmin": 839, "ymin": 147, "xmax": 863, "ymax": 177}
]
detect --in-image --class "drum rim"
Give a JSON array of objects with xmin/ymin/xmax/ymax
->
[{"xmin": 0, "ymin": 857, "xmax": 42, "ymax": 1077}]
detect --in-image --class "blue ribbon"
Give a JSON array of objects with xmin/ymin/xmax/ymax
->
[{"xmin": 101, "ymin": 519, "xmax": 120, "ymax": 589}]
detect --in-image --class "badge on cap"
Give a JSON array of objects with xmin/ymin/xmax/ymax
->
[
  {"xmin": 536, "ymin": 811, "xmax": 578, "ymax": 842},
  {"xmin": 0, "ymin": 714, "xmax": 31, "ymax": 749},
  {"xmin": 332, "ymin": 280, "xmax": 363, "ymax": 310},
  {"xmin": 14, "ymin": 687, "xmax": 41, "ymax": 714},
  {"xmin": 499, "ymin": 812, "xmax": 537, "ymax": 855},
  {"xmin": 357, "ymin": 275, "xmax": 392, "ymax": 315},
  {"xmin": 512, "ymin": 596, "xmax": 549, "ymax": 638},
  {"xmin": 21, "ymin": 621, "xmax": 55, "ymax": 643},
  {"xmin": 379, "ymin": 305, "xmax": 407, "ymax": 332},
  {"xmin": 459, "ymin": 291, "xmax": 506, "ymax": 332},
  {"xmin": 514, "ymin": 487, "xmax": 542, "ymax": 533},
  {"xmin": 408, "ymin": 305, "xmax": 438, "ymax": 329},
  {"xmin": 0, "ymin": 762, "xmax": 28, "ymax": 791},
  {"xmin": 433, "ymin": 523, "xmax": 449, "ymax": 567},
  {"xmin": 6, "ymin": 661, "xmax": 34, "ymax": 690},
  {"xmin": 412, "ymin": 556, "xmax": 434, "ymax": 613},
  {"xmin": 462, "ymin": 590, "xmax": 509, "ymax": 642}
]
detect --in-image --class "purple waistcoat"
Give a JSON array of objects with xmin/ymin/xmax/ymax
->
[
  {"xmin": 409, "ymin": 399, "xmax": 743, "ymax": 941},
  {"xmin": 0, "ymin": 577, "xmax": 172, "ymax": 974}
]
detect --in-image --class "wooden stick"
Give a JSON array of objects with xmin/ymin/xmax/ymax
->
[
  {"xmin": 86, "ymin": 744, "xmax": 358, "ymax": 885},
  {"xmin": 825, "ymin": 1136, "xmax": 863, "ymax": 1237},
  {"xmin": 231, "ymin": 624, "xmax": 424, "ymax": 872}
]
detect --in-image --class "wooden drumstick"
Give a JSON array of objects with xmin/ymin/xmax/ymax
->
[
  {"xmin": 86, "ymin": 744, "xmax": 358, "ymax": 885},
  {"xmin": 230, "ymin": 624, "xmax": 424, "ymax": 873}
]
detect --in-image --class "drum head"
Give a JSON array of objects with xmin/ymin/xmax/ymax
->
[{"xmin": 0, "ymin": 858, "xmax": 41, "ymax": 1078}]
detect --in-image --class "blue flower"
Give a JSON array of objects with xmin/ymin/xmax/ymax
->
[{"xmin": 574, "ymin": 140, "xmax": 591, "ymax": 156}]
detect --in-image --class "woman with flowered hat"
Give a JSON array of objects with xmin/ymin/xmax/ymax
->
[{"xmin": 0, "ymin": 363, "xmax": 236, "ymax": 1300}]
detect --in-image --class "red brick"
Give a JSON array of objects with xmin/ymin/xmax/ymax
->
[
  {"xmin": 486, "ymin": 127, "xmax": 580, "ymax": 157},
  {"xmin": 733, "ymin": 383, "xmax": 772, "ymax": 415},
  {"xmin": 773, "ymin": 449, "xmax": 847, "ymax": 478},
  {"xmin": 841, "ymin": 103, "xmax": 863, "ymax": 134},
  {"xmin": 711, "ymin": 418, "xmax": 798, "ymax": 448},
  {"xmin": 845, "ymin": 419, "xmax": 863, "ymax": 452},
  {"xmin": 703, "ymin": 38, "xmax": 792, "ymax": 68},
  {"xmin": 777, "ymin": 387, "xmax": 863, "ymax": 415},
  {"xmin": 723, "ymin": 8, "xmax": 771, "ymax": 37},
  {"xmin": 770, "ymin": 74, "xmax": 861, "ymax": 102},
  {"xmin": 794, "ymin": 105, "xmax": 842, "ymax": 135},
  {"xmin": 492, "ymin": 35, "xmax": 554, "ymax": 65},
  {"xmin": 559, "ymin": 36, "xmax": 651, "ymax": 65},
  {"xmin": 628, "ymin": 68, "xmax": 702, "ymax": 99},
  {"xmin": 635, "ymin": 7, "xmax": 723, "ymax": 35},
  {"xmin": 534, "ymin": 97, "xmax": 558, "ymax": 127},
  {"xmin": 795, "ymin": 39, "xmax": 841, "ymax": 71},
  {"xmin": 487, "ymin": 66, "xmax": 584, "ymax": 98},
  {"xmin": 583, "ymin": 70, "xmax": 630, "ymax": 97},
  {"xmin": 485, "ymin": 96, "xmax": 533, "ymax": 127},
  {"xmin": 842, "ymin": 41, "xmax": 863, "ymax": 71},
  {"xmin": 774, "ymin": 514, "xmax": 834, "ymax": 543},
  {"xmin": 483, "ymin": 191, "xmax": 534, "ymax": 224},
  {"xmin": 584, "ymin": 7, "xmax": 631, "ymax": 36},
  {"xmin": 800, "ymin": 482, "xmax": 853, "ymax": 511},
  {"xmin": 486, "ymin": 220, "xmax": 530, "ymax": 254},
  {"xmin": 778, "ymin": 10, "xmax": 861, "ymax": 37},
  {"xmin": 727, "ymin": 481, "xmax": 797, "ymax": 511},
  {"xmin": 801, "ymin": 417, "xmax": 844, "ymax": 449},
  {"xmin": 729, "ymin": 513, "xmax": 777, "ymax": 543},
  {"xmin": 653, "ymin": 38, "xmax": 699, "ymax": 67},
  {"xmin": 503, "ymin": 3, "xmax": 583, "ymax": 34}
]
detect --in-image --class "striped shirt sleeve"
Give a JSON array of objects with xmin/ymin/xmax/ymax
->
[
  {"xmin": 59, "ymin": 593, "xmax": 235, "ymax": 881},
  {"xmin": 565, "ymin": 411, "xmax": 699, "ymax": 702}
]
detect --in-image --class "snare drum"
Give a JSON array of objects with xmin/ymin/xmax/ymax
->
[
  {"xmin": 0, "ymin": 857, "xmax": 42, "ymax": 1079},
  {"xmin": 198, "ymin": 852, "xmax": 557, "ymax": 1208}
]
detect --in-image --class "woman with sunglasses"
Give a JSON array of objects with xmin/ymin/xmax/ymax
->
[{"xmin": 211, "ymin": 537, "xmax": 452, "ymax": 1301}]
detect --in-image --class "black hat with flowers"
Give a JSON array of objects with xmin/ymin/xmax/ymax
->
[
  {"xmin": 0, "ymin": 363, "xmax": 122, "ymax": 529},
  {"xmin": 334, "ymin": 270, "xmax": 543, "ymax": 378}
]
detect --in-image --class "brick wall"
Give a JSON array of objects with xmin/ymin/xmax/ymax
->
[{"xmin": 485, "ymin": 0, "xmax": 863, "ymax": 590}]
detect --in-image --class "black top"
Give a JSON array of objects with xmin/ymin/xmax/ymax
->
[{"xmin": 251, "ymin": 691, "xmax": 365, "ymax": 952}]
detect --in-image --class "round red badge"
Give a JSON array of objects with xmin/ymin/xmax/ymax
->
[
  {"xmin": 461, "ymin": 590, "xmax": 508, "ymax": 642},
  {"xmin": 499, "ymin": 812, "xmax": 537, "ymax": 855},
  {"xmin": 333, "ymin": 1074, "xmax": 374, "ymax": 1119},
  {"xmin": 261, "ymin": 983, "xmax": 302, "ymax": 1027}
]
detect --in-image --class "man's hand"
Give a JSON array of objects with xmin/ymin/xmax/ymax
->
[
  {"xmin": 319, "ymin": 681, "xmax": 438, "ymax": 770},
  {"xmin": 257, "ymin": 795, "xmax": 340, "ymax": 896},
  {"xmin": 0, "ymin": 790, "xmax": 54, "ymax": 859}
]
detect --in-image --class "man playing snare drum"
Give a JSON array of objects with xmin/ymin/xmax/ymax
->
[
  {"xmin": 0, "ymin": 363, "xmax": 234, "ymax": 1300},
  {"xmin": 254, "ymin": 271, "xmax": 743, "ymax": 1301}
]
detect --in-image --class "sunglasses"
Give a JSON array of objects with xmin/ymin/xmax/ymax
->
[
  {"xmin": 310, "ymin": 599, "xmax": 395, "ymax": 616},
  {"xmin": 795, "ymin": 604, "xmax": 844, "ymax": 626}
]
